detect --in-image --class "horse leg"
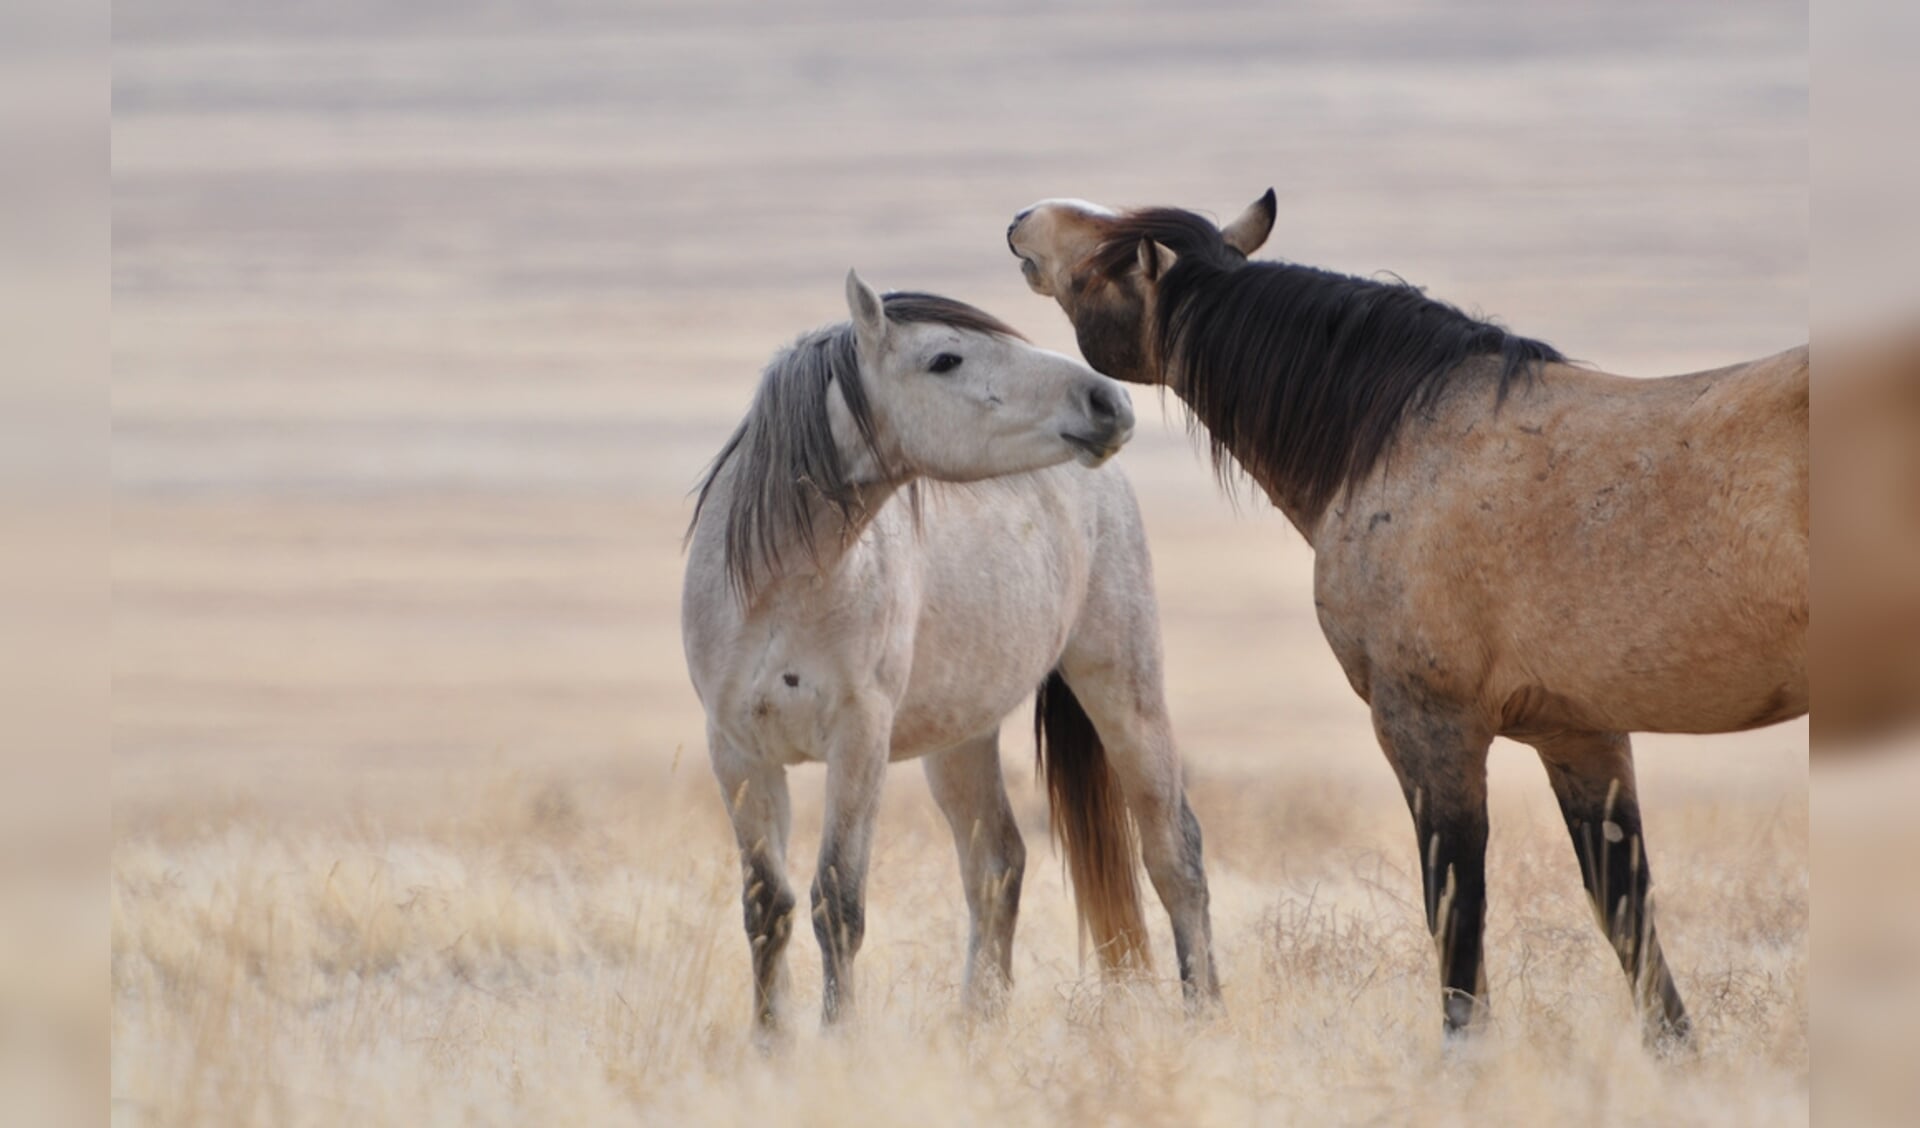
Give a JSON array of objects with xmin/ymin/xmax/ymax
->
[
  {"xmin": 1529, "ymin": 730, "xmax": 1691, "ymax": 1045},
  {"xmin": 1373, "ymin": 685, "xmax": 1493, "ymax": 1036},
  {"xmin": 711, "ymin": 731, "xmax": 795, "ymax": 1038},
  {"xmin": 923, "ymin": 732, "xmax": 1026, "ymax": 1014},
  {"xmin": 1061, "ymin": 659, "xmax": 1220, "ymax": 1006},
  {"xmin": 813, "ymin": 707, "xmax": 889, "ymax": 1027}
]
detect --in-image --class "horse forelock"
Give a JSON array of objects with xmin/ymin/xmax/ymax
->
[
  {"xmin": 1147, "ymin": 243, "xmax": 1564, "ymax": 521},
  {"xmin": 689, "ymin": 292, "xmax": 1019, "ymax": 602}
]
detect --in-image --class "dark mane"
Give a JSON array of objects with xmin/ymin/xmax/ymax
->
[
  {"xmin": 1097, "ymin": 208, "xmax": 1563, "ymax": 520},
  {"xmin": 688, "ymin": 291, "xmax": 1024, "ymax": 600}
]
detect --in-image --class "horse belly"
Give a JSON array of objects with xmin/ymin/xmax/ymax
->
[
  {"xmin": 1499, "ymin": 639, "xmax": 1806, "ymax": 736},
  {"xmin": 888, "ymin": 630, "xmax": 1065, "ymax": 759},
  {"xmin": 1471, "ymin": 507, "xmax": 1808, "ymax": 735}
]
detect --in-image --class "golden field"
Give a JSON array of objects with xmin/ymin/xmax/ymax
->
[{"xmin": 112, "ymin": 3, "xmax": 1809, "ymax": 1124}]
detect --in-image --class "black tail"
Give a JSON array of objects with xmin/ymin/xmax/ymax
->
[{"xmin": 1034, "ymin": 670, "xmax": 1151, "ymax": 973}]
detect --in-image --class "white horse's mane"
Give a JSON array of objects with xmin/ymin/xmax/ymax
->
[{"xmin": 689, "ymin": 293, "xmax": 1023, "ymax": 600}]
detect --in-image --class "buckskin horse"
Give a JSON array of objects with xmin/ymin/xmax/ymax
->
[{"xmin": 1008, "ymin": 192, "xmax": 1807, "ymax": 1043}]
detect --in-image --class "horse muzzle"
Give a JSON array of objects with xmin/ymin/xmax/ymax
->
[{"xmin": 1062, "ymin": 380, "xmax": 1135, "ymax": 466}]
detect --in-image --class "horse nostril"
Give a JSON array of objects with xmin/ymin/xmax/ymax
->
[{"xmin": 1087, "ymin": 383, "xmax": 1120, "ymax": 424}]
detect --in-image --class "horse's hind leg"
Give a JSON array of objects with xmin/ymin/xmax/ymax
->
[
  {"xmin": 1530, "ymin": 731, "xmax": 1691, "ymax": 1045},
  {"xmin": 1057, "ymin": 491, "xmax": 1218, "ymax": 1006},
  {"xmin": 923, "ymin": 732, "xmax": 1026, "ymax": 1014},
  {"xmin": 711, "ymin": 731, "xmax": 795, "ymax": 1038},
  {"xmin": 1060, "ymin": 657, "xmax": 1220, "ymax": 1005},
  {"xmin": 1373, "ymin": 684, "xmax": 1494, "ymax": 1037}
]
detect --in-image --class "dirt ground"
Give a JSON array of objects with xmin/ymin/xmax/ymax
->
[{"xmin": 112, "ymin": 3, "xmax": 1808, "ymax": 1123}]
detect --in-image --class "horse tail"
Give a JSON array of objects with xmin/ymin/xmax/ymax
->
[{"xmin": 1034, "ymin": 669, "xmax": 1152, "ymax": 974}]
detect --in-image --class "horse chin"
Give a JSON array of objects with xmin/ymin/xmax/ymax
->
[{"xmin": 1063, "ymin": 432, "xmax": 1125, "ymax": 468}]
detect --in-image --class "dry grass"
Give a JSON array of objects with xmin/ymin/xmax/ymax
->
[{"xmin": 111, "ymin": 749, "xmax": 1806, "ymax": 1126}]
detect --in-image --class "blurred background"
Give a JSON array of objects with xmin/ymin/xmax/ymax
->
[{"xmin": 111, "ymin": 0, "xmax": 1809, "ymax": 812}]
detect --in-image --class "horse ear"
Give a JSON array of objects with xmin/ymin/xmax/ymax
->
[
  {"xmin": 845, "ymin": 268, "xmax": 887, "ymax": 354},
  {"xmin": 1137, "ymin": 239, "xmax": 1176, "ymax": 281},
  {"xmin": 1222, "ymin": 188, "xmax": 1277, "ymax": 255}
]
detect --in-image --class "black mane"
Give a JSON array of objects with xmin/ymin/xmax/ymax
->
[{"xmin": 1097, "ymin": 209, "xmax": 1563, "ymax": 520}]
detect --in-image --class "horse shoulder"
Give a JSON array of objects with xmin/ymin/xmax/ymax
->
[{"xmin": 693, "ymin": 509, "xmax": 920, "ymax": 762}]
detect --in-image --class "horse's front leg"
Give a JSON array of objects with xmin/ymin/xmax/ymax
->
[
  {"xmin": 1372, "ymin": 682, "xmax": 1494, "ymax": 1037},
  {"xmin": 710, "ymin": 729, "xmax": 795, "ymax": 1041},
  {"xmin": 813, "ymin": 702, "xmax": 891, "ymax": 1027}
]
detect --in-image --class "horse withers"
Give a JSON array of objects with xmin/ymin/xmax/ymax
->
[
  {"xmin": 1009, "ymin": 193, "xmax": 1808, "ymax": 1045},
  {"xmin": 682, "ymin": 272, "xmax": 1219, "ymax": 1037}
]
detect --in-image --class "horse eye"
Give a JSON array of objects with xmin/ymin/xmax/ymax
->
[{"xmin": 928, "ymin": 353, "xmax": 963, "ymax": 374}]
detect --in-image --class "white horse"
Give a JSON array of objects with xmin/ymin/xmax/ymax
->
[{"xmin": 682, "ymin": 272, "xmax": 1218, "ymax": 1034}]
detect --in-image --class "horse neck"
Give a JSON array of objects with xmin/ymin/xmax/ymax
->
[
  {"xmin": 1140, "ymin": 266, "xmax": 1325, "ymax": 548},
  {"xmin": 786, "ymin": 477, "xmax": 908, "ymax": 579},
  {"xmin": 1244, "ymin": 453, "xmax": 1328, "ymax": 546},
  {"xmin": 803, "ymin": 416, "xmax": 911, "ymax": 569},
  {"xmin": 1162, "ymin": 373, "xmax": 1329, "ymax": 547}
]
